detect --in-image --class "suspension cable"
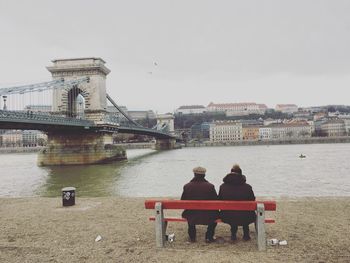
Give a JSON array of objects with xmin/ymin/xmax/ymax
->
[
  {"xmin": 0, "ymin": 77, "xmax": 89, "ymax": 96},
  {"xmin": 106, "ymin": 93, "xmax": 141, "ymax": 127}
]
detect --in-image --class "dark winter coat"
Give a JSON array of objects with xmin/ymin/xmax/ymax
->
[
  {"xmin": 218, "ymin": 173, "xmax": 256, "ymax": 226},
  {"xmin": 181, "ymin": 175, "xmax": 219, "ymax": 225}
]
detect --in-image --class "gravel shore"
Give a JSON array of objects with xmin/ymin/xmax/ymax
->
[{"xmin": 0, "ymin": 197, "xmax": 349, "ymax": 263}]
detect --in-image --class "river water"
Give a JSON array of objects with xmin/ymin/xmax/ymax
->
[{"xmin": 0, "ymin": 143, "xmax": 349, "ymax": 197}]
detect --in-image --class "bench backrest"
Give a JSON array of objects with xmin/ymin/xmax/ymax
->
[{"xmin": 145, "ymin": 200, "xmax": 276, "ymax": 211}]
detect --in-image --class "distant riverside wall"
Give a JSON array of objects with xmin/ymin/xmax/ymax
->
[
  {"xmin": 185, "ymin": 136, "xmax": 350, "ymax": 147},
  {"xmin": 0, "ymin": 146, "xmax": 44, "ymax": 154},
  {"xmin": 114, "ymin": 142, "xmax": 155, "ymax": 149},
  {"xmin": 2, "ymin": 138, "xmax": 350, "ymax": 153},
  {"xmin": 0, "ymin": 143, "xmax": 154, "ymax": 154}
]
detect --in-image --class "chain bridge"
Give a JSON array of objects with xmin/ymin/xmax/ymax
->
[{"xmin": 0, "ymin": 58, "xmax": 176, "ymax": 165}]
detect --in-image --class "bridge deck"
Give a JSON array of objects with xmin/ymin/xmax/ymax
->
[{"xmin": 0, "ymin": 110, "xmax": 175, "ymax": 139}]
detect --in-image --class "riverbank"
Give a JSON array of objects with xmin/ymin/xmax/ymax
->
[
  {"xmin": 114, "ymin": 142, "xmax": 154, "ymax": 149},
  {"xmin": 0, "ymin": 143, "xmax": 154, "ymax": 154},
  {"xmin": 0, "ymin": 146, "xmax": 44, "ymax": 154},
  {"xmin": 185, "ymin": 136, "xmax": 350, "ymax": 147},
  {"xmin": 2, "ymin": 137, "xmax": 350, "ymax": 153},
  {"xmin": 0, "ymin": 197, "xmax": 349, "ymax": 263}
]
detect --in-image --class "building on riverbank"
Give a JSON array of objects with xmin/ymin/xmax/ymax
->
[
  {"xmin": 24, "ymin": 105, "xmax": 52, "ymax": 113},
  {"xmin": 1, "ymin": 130, "xmax": 22, "ymax": 147},
  {"xmin": 106, "ymin": 105, "xmax": 156, "ymax": 123},
  {"xmin": 269, "ymin": 121, "xmax": 312, "ymax": 140},
  {"xmin": 275, "ymin": 104, "xmax": 298, "ymax": 114},
  {"xmin": 259, "ymin": 127, "xmax": 272, "ymax": 140},
  {"xmin": 0, "ymin": 130, "xmax": 47, "ymax": 147},
  {"xmin": 320, "ymin": 119, "xmax": 346, "ymax": 137},
  {"xmin": 176, "ymin": 105, "xmax": 206, "ymax": 115},
  {"xmin": 209, "ymin": 121, "xmax": 242, "ymax": 142},
  {"xmin": 206, "ymin": 102, "xmax": 267, "ymax": 116},
  {"xmin": 191, "ymin": 122, "xmax": 210, "ymax": 140},
  {"xmin": 242, "ymin": 125, "xmax": 260, "ymax": 140},
  {"xmin": 208, "ymin": 120, "xmax": 313, "ymax": 143}
]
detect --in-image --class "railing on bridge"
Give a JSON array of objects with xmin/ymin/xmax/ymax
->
[
  {"xmin": 0, "ymin": 110, "xmax": 94, "ymax": 127},
  {"xmin": 0, "ymin": 78, "xmax": 175, "ymax": 139}
]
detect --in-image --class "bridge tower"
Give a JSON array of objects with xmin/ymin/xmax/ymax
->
[
  {"xmin": 47, "ymin": 58, "xmax": 109, "ymax": 121},
  {"xmin": 156, "ymin": 114, "xmax": 175, "ymax": 134},
  {"xmin": 38, "ymin": 58, "xmax": 126, "ymax": 166},
  {"xmin": 155, "ymin": 114, "xmax": 176, "ymax": 150}
]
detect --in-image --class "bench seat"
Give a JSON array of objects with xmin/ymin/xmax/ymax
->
[{"xmin": 149, "ymin": 217, "xmax": 275, "ymax": 224}]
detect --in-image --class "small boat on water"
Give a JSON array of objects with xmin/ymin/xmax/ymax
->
[{"xmin": 299, "ymin": 154, "xmax": 306, "ymax": 158}]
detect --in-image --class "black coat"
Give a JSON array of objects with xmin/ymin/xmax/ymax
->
[
  {"xmin": 181, "ymin": 175, "xmax": 219, "ymax": 225},
  {"xmin": 218, "ymin": 173, "xmax": 256, "ymax": 226}
]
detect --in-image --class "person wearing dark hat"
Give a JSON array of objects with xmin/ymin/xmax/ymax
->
[
  {"xmin": 181, "ymin": 166, "xmax": 219, "ymax": 243},
  {"xmin": 230, "ymin": 164, "xmax": 246, "ymax": 182},
  {"xmin": 219, "ymin": 164, "xmax": 256, "ymax": 241}
]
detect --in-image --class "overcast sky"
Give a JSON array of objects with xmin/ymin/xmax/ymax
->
[{"xmin": 0, "ymin": 0, "xmax": 350, "ymax": 113}]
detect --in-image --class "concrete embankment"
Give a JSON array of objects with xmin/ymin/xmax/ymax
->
[
  {"xmin": 2, "ymin": 137, "xmax": 350, "ymax": 153},
  {"xmin": 0, "ymin": 143, "xmax": 154, "ymax": 154},
  {"xmin": 185, "ymin": 136, "xmax": 350, "ymax": 147},
  {"xmin": 114, "ymin": 142, "xmax": 155, "ymax": 149},
  {"xmin": 0, "ymin": 146, "xmax": 44, "ymax": 154}
]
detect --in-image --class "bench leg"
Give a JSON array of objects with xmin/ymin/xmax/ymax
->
[
  {"xmin": 254, "ymin": 221, "xmax": 257, "ymax": 234},
  {"xmin": 164, "ymin": 221, "xmax": 168, "ymax": 233},
  {"xmin": 256, "ymin": 203, "xmax": 266, "ymax": 251},
  {"xmin": 155, "ymin": 202, "xmax": 165, "ymax": 248}
]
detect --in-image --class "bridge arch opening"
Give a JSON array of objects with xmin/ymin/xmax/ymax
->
[{"xmin": 67, "ymin": 86, "xmax": 85, "ymax": 118}]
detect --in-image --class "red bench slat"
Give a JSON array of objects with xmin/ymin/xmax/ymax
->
[
  {"xmin": 145, "ymin": 200, "xmax": 276, "ymax": 211},
  {"xmin": 149, "ymin": 217, "xmax": 275, "ymax": 224}
]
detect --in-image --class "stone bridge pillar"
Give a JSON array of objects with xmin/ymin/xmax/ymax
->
[
  {"xmin": 154, "ymin": 114, "xmax": 176, "ymax": 150},
  {"xmin": 155, "ymin": 138, "xmax": 176, "ymax": 150},
  {"xmin": 38, "ymin": 130, "xmax": 126, "ymax": 166},
  {"xmin": 38, "ymin": 58, "xmax": 126, "ymax": 166}
]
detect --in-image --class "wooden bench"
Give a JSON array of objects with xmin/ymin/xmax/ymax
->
[{"xmin": 145, "ymin": 200, "xmax": 277, "ymax": 251}]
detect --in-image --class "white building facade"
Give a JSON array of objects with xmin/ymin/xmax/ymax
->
[
  {"xmin": 259, "ymin": 127, "xmax": 272, "ymax": 140},
  {"xmin": 320, "ymin": 120, "xmax": 346, "ymax": 137},
  {"xmin": 269, "ymin": 123, "xmax": 312, "ymax": 140},
  {"xmin": 22, "ymin": 130, "xmax": 48, "ymax": 147},
  {"xmin": 259, "ymin": 122, "xmax": 312, "ymax": 141},
  {"xmin": 1, "ymin": 130, "xmax": 47, "ymax": 147},
  {"xmin": 176, "ymin": 105, "xmax": 206, "ymax": 115},
  {"xmin": 207, "ymin": 102, "xmax": 267, "ymax": 116},
  {"xmin": 1, "ymin": 131, "xmax": 23, "ymax": 147},
  {"xmin": 275, "ymin": 104, "xmax": 298, "ymax": 114},
  {"xmin": 209, "ymin": 121, "xmax": 243, "ymax": 142},
  {"xmin": 342, "ymin": 118, "xmax": 350, "ymax": 135},
  {"xmin": 24, "ymin": 105, "xmax": 52, "ymax": 113}
]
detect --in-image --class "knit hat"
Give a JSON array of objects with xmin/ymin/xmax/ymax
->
[
  {"xmin": 231, "ymin": 164, "xmax": 242, "ymax": 175},
  {"xmin": 193, "ymin": 166, "xmax": 206, "ymax": 175}
]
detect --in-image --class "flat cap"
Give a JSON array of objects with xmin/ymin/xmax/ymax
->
[{"xmin": 193, "ymin": 166, "xmax": 206, "ymax": 175}]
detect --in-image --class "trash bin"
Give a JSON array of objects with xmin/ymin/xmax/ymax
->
[{"xmin": 62, "ymin": 187, "xmax": 76, "ymax": 206}]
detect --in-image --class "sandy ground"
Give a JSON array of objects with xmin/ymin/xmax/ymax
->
[{"xmin": 0, "ymin": 197, "xmax": 349, "ymax": 263}]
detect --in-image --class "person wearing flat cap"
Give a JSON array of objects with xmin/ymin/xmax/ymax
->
[
  {"xmin": 218, "ymin": 164, "xmax": 256, "ymax": 241},
  {"xmin": 181, "ymin": 166, "xmax": 219, "ymax": 243}
]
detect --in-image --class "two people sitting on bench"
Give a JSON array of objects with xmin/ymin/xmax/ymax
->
[{"xmin": 181, "ymin": 164, "xmax": 256, "ymax": 243}]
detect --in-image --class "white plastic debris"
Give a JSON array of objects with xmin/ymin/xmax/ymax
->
[
  {"xmin": 279, "ymin": 240, "xmax": 288, "ymax": 246},
  {"xmin": 95, "ymin": 235, "xmax": 102, "ymax": 242},
  {"xmin": 168, "ymin": 233, "xmax": 175, "ymax": 243}
]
